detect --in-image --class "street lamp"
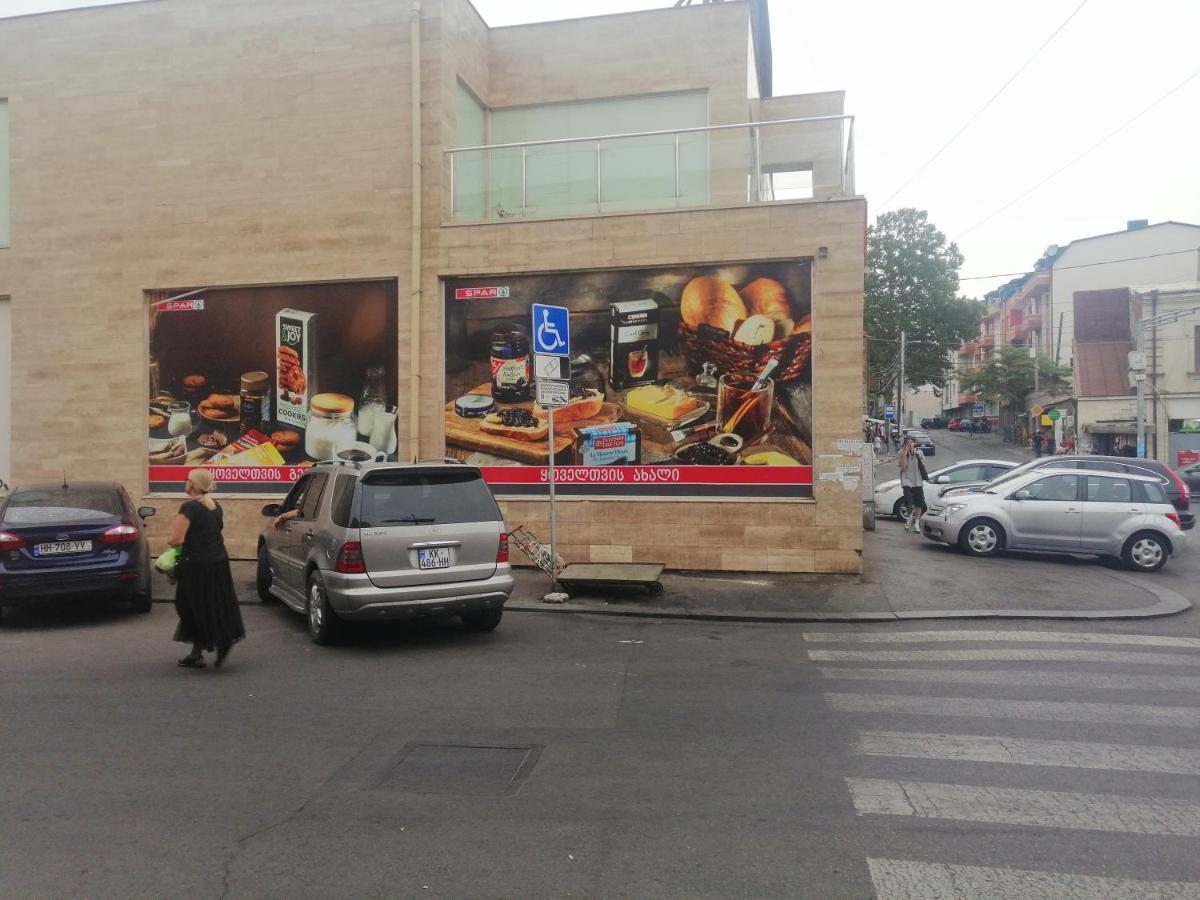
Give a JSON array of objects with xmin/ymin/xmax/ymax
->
[{"xmin": 1132, "ymin": 292, "xmax": 1200, "ymax": 459}]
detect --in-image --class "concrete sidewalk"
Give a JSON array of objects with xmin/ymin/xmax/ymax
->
[{"xmin": 152, "ymin": 523, "xmax": 1191, "ymax": 622}]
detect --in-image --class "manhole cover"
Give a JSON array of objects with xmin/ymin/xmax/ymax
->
[{"xmin": 369, "ymin": 743, "xmax": 542, "ymax": 796}]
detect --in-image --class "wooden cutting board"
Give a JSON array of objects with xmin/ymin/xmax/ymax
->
[{"xmin": 444, "ymin": 384, "xmax": 620, "ymax": 464}]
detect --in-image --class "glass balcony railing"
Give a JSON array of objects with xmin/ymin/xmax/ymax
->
[{"xmin": 445, "ymin": 115, "xmax": 855, "ymax": 223}]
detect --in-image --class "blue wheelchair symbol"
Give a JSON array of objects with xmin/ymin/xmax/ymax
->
[{"xmin": 531, "ymin": 304, "xmax": 570, "ymax": 357}]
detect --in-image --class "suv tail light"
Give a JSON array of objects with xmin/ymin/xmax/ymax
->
[
  {"xmin": 99, "ymin": 524, "xmax": 139, "ymax": 544},
  {"xmin": 334, "ymin": 541, "xmax": 366, "ymax": 574},
  {"xmin": 0, "ymin": 531, "xmax": 25, "ymax": 552},
  {"xmin": 1166, "ymin": 468, "xmax": 1190, "ymax": 507},
  {"xmin": 496, "ymin": 532, "xmax": 509, "ymax": 564},
  {"xmin": 1166, "ymin": 511, "xmax": 1183, "ymax": 528}
]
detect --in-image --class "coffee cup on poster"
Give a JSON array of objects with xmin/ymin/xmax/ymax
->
[{"xmin": 336, "ymin": 440, "xmax": 386, "ymax": 463}]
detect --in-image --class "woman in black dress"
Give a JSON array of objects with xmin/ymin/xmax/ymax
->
[{"xmin": 169, "ymin": 468, "xmax": 245, "ymax": 669}]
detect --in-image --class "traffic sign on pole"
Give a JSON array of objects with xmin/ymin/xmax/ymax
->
[
  {"xmin": 884, "ymin": 403, "xmax": 895, "ymax": 421},
  {"xmin": 1047, "ymin": 408, "xmax": 1061, "ymax": 423},
  {"xmin": 531, "ymin": 304, "xmax": 570, "ymax": 357},
  {"xmin": 535, "ymin": 378, "xmax": 571, "ymax": 408},
  {"xmin": 534, "ymin": 354, "xmax": 570, "ymax": 381}
]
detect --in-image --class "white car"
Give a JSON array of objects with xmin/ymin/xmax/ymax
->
[
  {"xmin": 874, "ymin": 459, "xmax": 1018, "ymax": 520},
  {"xmin": 921, "ymin": 468, "xmax": 1186, "ymax": 571}
]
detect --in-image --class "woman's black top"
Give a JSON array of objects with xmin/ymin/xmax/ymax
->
[{"xmin": 180, "ymin": 500, "xmax": 229, "ymax": 563}]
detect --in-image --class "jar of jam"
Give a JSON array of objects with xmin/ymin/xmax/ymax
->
[
  {"xmin": 489, "ymin": 324, "xmax": 531, "ymax": 403},
  {"xmin": 239, "ymin": 371, "xmax": 270, "ymax": 436}
]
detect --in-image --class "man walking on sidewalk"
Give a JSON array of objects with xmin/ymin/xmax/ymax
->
[
  {"xmin": 899, "ymin": 434, "xmax": 928, "ymax": 533},
  {"xmin": 1032, "ymin": 431, "xmax": 1043, "ymax": 457}
]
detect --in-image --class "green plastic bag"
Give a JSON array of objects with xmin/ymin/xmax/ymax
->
[{"xmin": 154, "ymin": 547, "xmax": 180, "ymax": 576}]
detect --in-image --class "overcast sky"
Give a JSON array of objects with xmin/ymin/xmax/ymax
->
[{"xmin": 5, "ymin": 0, "xmax": 1199, "ymax": 299}]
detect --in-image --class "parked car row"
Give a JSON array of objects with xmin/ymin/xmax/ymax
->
[
  {"xmin": 0, "ymin": 462, "xmax": 517, "ymax": 645},
  {"xmin": 947, "ymin": 417, "xmax": 992, "ymax": 433},
  {"xmin": 923, "ymin": 467, "xmax": 1185, "ymax": 572},
  {"xmin": 877, "ymin": 452, "xmax": 1192, "ymax": 572},
  {"xmin": 920, "ymin": 417, "xmax": 948, "ymax": 429}
]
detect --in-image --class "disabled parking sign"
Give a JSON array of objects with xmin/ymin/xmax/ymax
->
[{"xmin": 531, "ymin": 304, "xmax": 570, "ymax": 357}]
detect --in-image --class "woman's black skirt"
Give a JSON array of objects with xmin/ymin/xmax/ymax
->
[{"xmin": 173, "ymin": 558, "xmax": 245, "ymax": 651}]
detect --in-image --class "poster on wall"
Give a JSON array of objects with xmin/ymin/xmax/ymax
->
[
  {"xmin": 147, "ymin": 280, "xmax": 399, "ymax": 494},
  {"xmin": 444, "ymin": 261, "xmax": 814, "ymax": 497}
]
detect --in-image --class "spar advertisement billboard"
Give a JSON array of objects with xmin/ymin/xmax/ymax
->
[
  {"xmin": 147, "ymin": 280, "xmax": 399, "ymax": 493},
  {"xmin": 443, "ymin": 261, "xmax": 814, "ymax": 498}
]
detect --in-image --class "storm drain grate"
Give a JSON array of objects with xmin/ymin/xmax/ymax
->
[{"xmin": 368, "ymin": 743, "xmax": 542, "ymax": 796}]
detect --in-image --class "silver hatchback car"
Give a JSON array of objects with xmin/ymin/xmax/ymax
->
[
  {"xmin": 921, "ymin": 467, "xmax": 1186, "ymax": 572},
  {"xmin": 256, "ymin": 460, "xmax": 514, "ymax": 644}
]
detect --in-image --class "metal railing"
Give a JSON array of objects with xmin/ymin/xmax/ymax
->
[{"xmin": 445, "ymin": 114, "xmax": 855, "ymax": 223}]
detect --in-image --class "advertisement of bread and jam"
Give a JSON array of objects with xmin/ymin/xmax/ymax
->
[
  {"xmin": 443, "ymin": 262, "xmax": 813, "ymax": 498},
  {"xmin": 147, "ymin": 280, "xmax": 400, "ymax": 494}
]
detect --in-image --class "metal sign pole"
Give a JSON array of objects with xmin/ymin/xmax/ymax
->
[{"xmin": 547, "ymin": 404, "xmax": 558, "ymax": 594}]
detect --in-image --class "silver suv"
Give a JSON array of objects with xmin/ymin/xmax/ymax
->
[
  {"xmin": 256, "ymin": 460, "xmax": 514, "ymax": 644},
  {"xmin": 922, "ymin": 467, "xmax": 1186, "ymax": 571}
]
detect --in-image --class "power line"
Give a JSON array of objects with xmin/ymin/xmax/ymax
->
[
  {"xmin": 959, "ymin": 247, "xmax": 1200, "ymax": 282},
  {"xmin": 876, "ymin": 0, "xmax": 1090, "ymax": 212},
  {"xmin": 955, "ymin": 65, "xmax": 1200, "ymax": 240}
]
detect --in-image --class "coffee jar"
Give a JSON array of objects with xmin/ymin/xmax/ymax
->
[{"xmin": 305, "ymin": 392, "xmax": 356, "ymax": 460}]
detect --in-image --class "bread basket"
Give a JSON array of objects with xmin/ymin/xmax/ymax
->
[{"xmin": 679, "ymin": 323, "xmax": 812, "ymax": 382}]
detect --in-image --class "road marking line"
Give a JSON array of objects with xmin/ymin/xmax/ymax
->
[
  {"xmin": 867, "ymin": 858, "xmax": 1200, "ymax": 900},
  {"xmin": 826, "ymin": 692, "xmax": 1200, "ymax": 727},
  {"xmin": 809, "ymin": 648, "xmax": 1200, "ymax": 665},
  {"xmin": 818, "ymin": 666, "xmax": 1200, "ymax": 693},
  {"xmin": 805, "ymin": 629, "xmax": 1200, "ymax": 649},
  {"xmin": 856, "ymin": 731, "xmax": 1200, "ymax": 774},
  {"xmin": 847, "ymin": 777, "xmax": 1200, "ymax": 836}
]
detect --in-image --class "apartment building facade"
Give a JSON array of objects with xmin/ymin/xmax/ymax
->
[{"xmin": 0, "ymin": 0, "xmax": 867, "ymax": 574}]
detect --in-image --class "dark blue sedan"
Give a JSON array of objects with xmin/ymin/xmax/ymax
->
[{"xmin": 0, "ymin": 482, "xmax": 156, "ymax": 619}]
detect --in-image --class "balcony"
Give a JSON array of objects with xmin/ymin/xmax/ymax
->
[
  {"xmin": 958, "ymin": 393, "xmax": 978, "ymax": 406},
  {"xmin": 959, "ymin": 341, "xmax": 979, "ymax": 355},
  {"xmin": 978, "ymin": 335, "xmax": 995, "ymax": 347},
  {"xmin": 445, "ymin": 115, "xmax": 856, "ymax": 223}
]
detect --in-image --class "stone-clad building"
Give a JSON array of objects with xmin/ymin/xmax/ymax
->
[{"xmin": 0, "ymin": 0, "xmax": 866, "ymax": 576}]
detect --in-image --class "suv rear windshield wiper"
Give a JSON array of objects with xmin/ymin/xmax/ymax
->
[{"xmin": 380, "ymin": 515, "xmax": 435, "ymax": 525}]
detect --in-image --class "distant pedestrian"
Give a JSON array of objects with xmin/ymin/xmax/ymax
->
[
  {"xmin": 169, "ymin": 469, "xmax": 244, "ymax": 670},
  {"xmin": 899, "ymin": 435, "xmax": 928, "ymax": 534},
  {"xmin": 1044, "ymin": 431, "xmax": 1056, "ymax": 455},
  {"xmin": 1031, "ymin": 432, "xmax": 1043, "ymax": 457},
  {"xmin": 873, "ymin": 426, "xmax": 882, "ymax": 456}
]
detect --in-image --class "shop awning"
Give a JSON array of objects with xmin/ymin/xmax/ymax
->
[{"xmin": 1085, "ymin": 421, "xmax": 1156, "ymax": 435}]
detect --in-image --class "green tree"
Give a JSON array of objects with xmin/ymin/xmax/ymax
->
[
  {"xmin": 964, "ymin": 346, "xmax": 1071, "ymax": 412},
  {"xmin": 866, "ymin": 208, "xmax": 981, "ymax": 388}
]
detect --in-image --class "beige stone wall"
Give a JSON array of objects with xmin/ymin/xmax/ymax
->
[
  {"xmin": 424, "ymin": 199, "xmax": 867, "ymax": 574},
  {"xmin": 0, "ymin": 0, "xmax": 865, "ymax": 574},
  {"xmin": 0, "ymin": 0, "xmax": 415, "ymax": 554}
]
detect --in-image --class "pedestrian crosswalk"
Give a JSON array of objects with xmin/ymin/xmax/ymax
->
[{"xmin": 806, "ymin": 627, "xmax": 1200, "ymax": 898}]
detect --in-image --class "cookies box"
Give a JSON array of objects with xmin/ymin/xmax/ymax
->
[{"xmin": 276, "ymin": 308, "xmax": 317, "ymax": 430}]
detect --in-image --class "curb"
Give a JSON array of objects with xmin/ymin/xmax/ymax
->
[
  {"xmin": 504, "ymin": 566, "xmax": 1192, "ymax": 624},
  {"xmin": 153, "ymin": 563, "xmax": 1192, "ymax": 623}
]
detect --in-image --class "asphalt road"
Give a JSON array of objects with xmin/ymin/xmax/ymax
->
[
  {"xmin": 5, "ymin": 599, "xmax": 1200, "ymax": 897},
  {"xmin": 5, "ymin": 428, "xmax": 1200, "ymax": 897}
]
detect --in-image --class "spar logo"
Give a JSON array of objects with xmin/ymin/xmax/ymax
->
[
  {"xmin": 159, "ymin": 298, "xmax": 205, "ymax": 312},
  {"xmin": 455, "ymin": 286, "xmax": 511, "ymax": 300}
]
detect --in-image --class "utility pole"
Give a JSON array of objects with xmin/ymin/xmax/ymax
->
[
  {"xmin": 898, "ymin": 330, "xmax": 906, "ymax": 429},
  {"xmin": 1133, "ymin": 294, "xmax": 1200, "ymax": 459}
]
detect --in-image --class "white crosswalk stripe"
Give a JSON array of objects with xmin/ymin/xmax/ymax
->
[
  {"xmin": 819, "ymin": 666, "xmax": 1200, "ymax": 693},
  {"xmin": 810, "ymin": 647, "xmax": 1200, "ymax": 665},
  {"xmin": 806, "ymin": 629, "xmax": 1200, "ymax": 648},
  {"xmin": 827, "ymin": 691, "xmax": 1200, "ymax": 727},
  {"xmin": 856, "ymin": 731, "xmax": 1200, "ymax": 774},
  {"xmin": 867, "ymin": 858, "xmax": 1200, "ymax": 900},
  {"xmin": 821, "ymin": 627, "xmax": 1200, "ymax": 896},
  {"xmin": 848, "ymin": 777, "xmax": 1200, "ymax": 836}
]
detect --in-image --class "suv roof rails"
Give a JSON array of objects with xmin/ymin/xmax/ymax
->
[
  {"xmin": 415, "ymin": 457, "xmax": 468, "ymax": 465},
  {"xmin": 314, "ymin": 459, "xmax": 363, "ymax": 470}
]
